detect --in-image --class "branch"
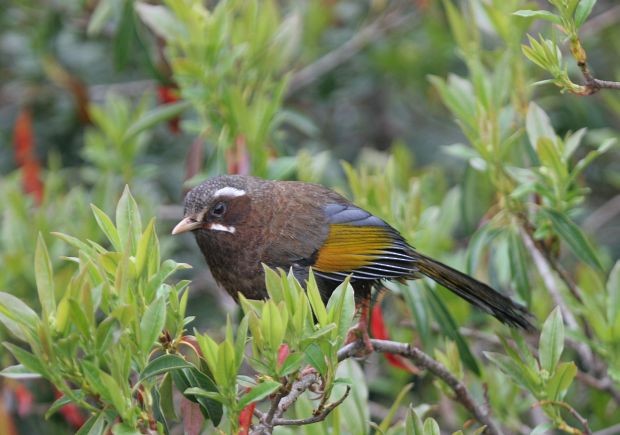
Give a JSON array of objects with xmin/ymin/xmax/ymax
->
[
  {"xmin": 339, "ymin": 339, "xmax": 503, "ymax": 435},
  {"xmin": 536, "ymin": 400, "xmax": 592, "ymax": 435},
  {"xmin": 519, "ymin": 226, "xmax": 620, "ymax": 403},
  {"xmin": 287, "ymin": 8, "xmax": 415, "ymax": 95},
  {"xmin": 252, "ymin": 371, "xmax": 347, "ymax": 434},
  {"xmin": 575, "ymin": 61, "xmax": 620, "ymax": 95},
  {"xmin": 271, "ymin": 386, "xmax": 350, "ymax": 426},
  {"xmin": 519, "ymin": 228, "xmax": 595, "ymax": 370},
  {"xmin": 593, "ymin": 423, "xmax": 620, "ymax": 435}
]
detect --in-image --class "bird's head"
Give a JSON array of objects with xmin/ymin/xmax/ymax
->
[{"xmin": 171, "ymin": 175, "xmax": 256, "ymax": 236}]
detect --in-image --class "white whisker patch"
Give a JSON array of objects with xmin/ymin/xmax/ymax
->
[
  {"xmin": 208, "ymin": 223, "xmax": 236, "ymax": 234},
  {"xmin": 213, "ymin": 186, "xmax": 246, "ymax": 198}
]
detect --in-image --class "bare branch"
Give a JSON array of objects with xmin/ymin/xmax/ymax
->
[
  {"xmin": 287, "ymin": 9, "xmax": 416, "ymax": 95},
  {"xmin": 270, "ymin": 386, "xmax": 350, "ymax": 427},
  {"xmin": 273, "ymin": 373, "xmax": 320, "ymax": 420},
  {"xmin": 339, "ymin": 339, "xmax": 503, "ymax": 435},
  {"xmin": 593, "ymin": 423, "xmax": 620, "ymax": 435}
]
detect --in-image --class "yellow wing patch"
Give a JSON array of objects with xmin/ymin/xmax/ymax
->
[{"xmin": 314, "ymin": 224, "xmax": 393, "ymax": 272}]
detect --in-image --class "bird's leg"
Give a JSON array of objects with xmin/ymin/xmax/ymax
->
[{"xmin": 345, "ymin": 293, "xmax": 374, "ymax": 355}]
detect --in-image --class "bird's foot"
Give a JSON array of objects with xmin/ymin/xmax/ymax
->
[{"xmin": 345, "ymin": 321, "xmax": 374, "ymax": 357}]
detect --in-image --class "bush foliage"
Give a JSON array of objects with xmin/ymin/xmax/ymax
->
[{"xmin": 1, "ymin": 0, "xmax": 619, "ymax": 434}]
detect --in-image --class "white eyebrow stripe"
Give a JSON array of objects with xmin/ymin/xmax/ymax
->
[
  {"xmin": 213, "ymin": 187, "xmax": 246, "ymax": 198},
  {"xmin": 208, "ymin": 223, "xmax": 236, "ymax": 234}
]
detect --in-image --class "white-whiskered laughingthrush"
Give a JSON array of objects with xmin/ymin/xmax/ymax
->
[{"xmin": 172, "ymin": 175, "xmax": 535, "ymax": 346}]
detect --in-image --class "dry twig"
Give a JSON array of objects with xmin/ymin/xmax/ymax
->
[
  {"xmin": 339, "ymin": 339, "xmax": 503, "ymax": 435},
  {"xmin": 286, "ymin": 8, "xmax": 415, "ymax": 95}
]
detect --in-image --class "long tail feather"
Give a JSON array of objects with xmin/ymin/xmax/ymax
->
[{"xmin": 416, "ymin": 253, "xmax": 536, "ymax": 331}]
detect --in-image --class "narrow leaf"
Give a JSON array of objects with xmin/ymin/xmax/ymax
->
[
  {"xmin": 91, "ymin": 204, "xmax": 122, "ymax": 251},
  {"xmin": 539, "ymin": 307, "xmax": 564, "ymax": 373},
  {"xmin": 140, "ymin": 296, "xmax": 166, "ymax": 356},
  {"xmin": 542, "ymin": 208, "xmax": 602, "ymax": 270},
  {"xmin": 139, "ymin": 354, "xmax": 194, "ymax": 381},
  {"xmin": 35, "ymin": 234, "xmax": 56, "ymax": 318},
  {"xmin": 237, "ymin": 380, "xmax": 282, "ymax": 409},
  {"xmin": 116, "ymin": 185, "xmax": 142, "ymax": 255},
  {"xmin": 123, "ymin": 101, "xmax": 191, "ymax": 142},
  {"xmin": 0, "ymin": 364, "xmax": 42, "ymax": 379}
]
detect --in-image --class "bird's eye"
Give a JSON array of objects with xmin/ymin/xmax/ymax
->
[{"xmin": 211, "ymin": 202, "xmax": 227, "ymax": 217}]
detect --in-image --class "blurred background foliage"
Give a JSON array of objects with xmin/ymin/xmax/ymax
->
[{"xmin": 0, "ymin": 0, "xmax": 619, "ymax": 433}]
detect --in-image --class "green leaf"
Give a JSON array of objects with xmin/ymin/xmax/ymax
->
[
  {"xmin": 185, "ymin": 368, "xmax": 222, "ymax": 424},
  {"xmin": 574, "ymin": 0, "xmax": 597, "ymax": 27},
  {"xmin": 123, "ymin": 101, "xmax": 191, "ymax": 143},
  {"xmin": 484, "ymin": 351, "xmax": 532, "ymax": 391},
  {"xmin": 140, "ymin": 296, "xmax": 166, "ymax": 356},
  {"xmin": 173, "ymin": 368, "xmax": 222, "ymax": 425},
  {"xmin": 305, "ymin": 342, "xmax": 328, "ymax": 375},
  {"xmin": 184, "ymin": 387, "xmax": 223, "ymax": 402},
  {"xmin": 116, "ymin": 185, "xmax": 142, "ymax": 255},
  {"xmin": 262, "ymin": 300, "xmax": 285, "ymax": 351},
  {"xmin": 45, "ymin": 392, "xmax": 84, "ymax": 419},
  {"xmin": 378, "ymin": 383, "xmax": 413, "ymax": 432},
  {"xmin": 76, "ymin": 411, "xmax": 107, "ymax": 435},
  {"xmin": 607, "ymin": 261, "xmax": 620, "ymax": 337},
  {"xmin": 112, "ymin": 421, "xmax": 141, "ymax": 435},
  {"xmin": 4, "ymin": 345, "xmax": 48, "ymax": 380},
  {"xmin": 425, "ymin": 286, "xmax": 480, "ymax": 375},
  {"xmin": 237, "ymin": 380, "xmax": 282, "ymax": 409},
  {"xmin": 135, "ymin": 2, "xmax": 185, "ymax": 41},
  {"xmin": 0, "ymin": 364, "xmax": 42, "ymax": 379},
  {"xmin": 547, "ymin": 361, "xmax": 577, "ymax": 400},
  {"xmin": 539, "ymin": 307, "xmax": 565, "ymax": 373},
  {"xmin": 405, "ymin": 405, "xmax": 424, "ymax": 435},
  {"xmin": 526, "ymin": 103, "xmax": 557, "ymax": 152},
  {"xmin": 0, "ymin": 291, "xmax": 39, "ymax": 340},
  {"xmin": 326, "ymin": 278, "xmax": 355, "ymax": 346},
  {"xmin": 306, "ymin": 270, "xmax": 328, "ymax": 326},
  {"xmin": 135, "ymin": 219, "xmax": 155, "ymax": 278},
  {"xmin": 278, "ymin": 352, "xmax": 304, "ymax": 376},
  {"xmin": 91, "ymin": 204, "xmax": 122, "ymax": 251},
  {"xmin": 139, "ymin": 354, "xmax": 193, "ymax": 381},
  {"xmin": 113, "ymin": 0, "xmax": 134, "ymax": 70},
  {"xmin": 215, "ymin": 341, "xmax": 237, "ymax": 388},
  {"xmin": 157, "ymin": 373, "xmax": 177, "ymax": 424},
  {"xmin": 423, "ymin": 418, "xmax": 440, "ymax": 435},
  {"xmin": 35, "ymin": 234, "xmax": 56, "ymax": 319},
  {"xmin": 513, "ymin": 10, "xmax": 561, "ymax": 24},
  {"xmin": 508, "ymin": 228, "xmax": 531, "ymax": 305},
  {"xmin": 541, "ymin": 208, "xmax": 602, "ymax": 270},
  {"xmin": 87, "ymin": 0, "xmax": 114, "ymax": 35},
  {"xmin": 68, "ymin": 299, "xmax": 92, "ymax": 338}
]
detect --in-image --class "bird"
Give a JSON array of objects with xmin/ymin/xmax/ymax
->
[{"xmin": 172, "ymin": 175, "xmax": 535, "ymax": 347}]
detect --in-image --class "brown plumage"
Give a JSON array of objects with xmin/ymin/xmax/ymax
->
[{"xmin": 172, "ymin": 175, "xmax": 535, "ymax": 331}]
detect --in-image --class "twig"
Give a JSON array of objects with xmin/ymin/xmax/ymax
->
[
  {"xmin": 535, "ymin": 400, "xmax": 592, "ymax": 435},
  {"xmin": 593, "ymin": 423, "xmax": 620, "ymax": 435},
  {"xmin": 575, "ymin": 61, "xmax": 620, "ymax": 95},
  {"xmin": 270, "ymin": 386, "xmax": 350, "ymax": 426},
  {"xmin": 273, "ymin": 373, "xmax": 320, "ymax": 420},
  {"xmin": 286, "ymin": 9, "xmax": 415, "ymax": 95},
  {"xmin": 519, "ymin": 228, "xmax": 595, "ymax": 369},
  {"xmin": 252, "ymin": 372, "xmax": 324, "ymax": 434},
  {"xmin": 339, "ymin": 339, "xmax": 503, "ymax": 435}
]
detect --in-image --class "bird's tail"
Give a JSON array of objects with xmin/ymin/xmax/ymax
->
[{"xmin": 416, "ymin": 253, "xmax": 535, "ymax": 331}]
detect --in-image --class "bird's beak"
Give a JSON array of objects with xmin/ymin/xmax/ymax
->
[{"xmin": 171, "ymin": 216, "xmax": 201, "ymax": 235}]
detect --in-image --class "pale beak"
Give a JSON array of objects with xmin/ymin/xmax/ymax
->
[{"xmin": 171, "ymin": 216, "xmax": 202, "ymax": 235}]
